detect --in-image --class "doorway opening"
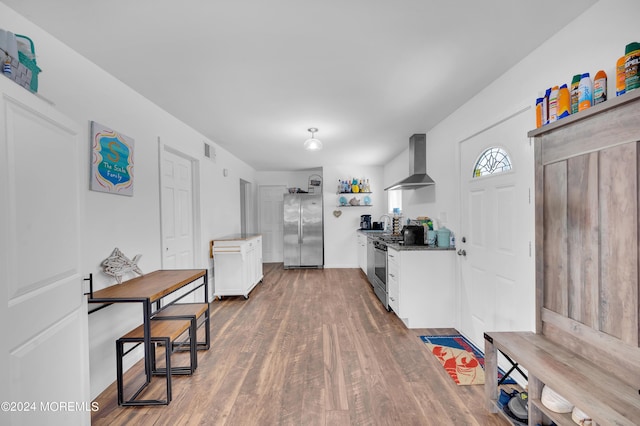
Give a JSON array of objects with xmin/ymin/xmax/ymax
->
[{"xmin": 240, "ymin": 179, "xmax": 251, "ymax": 235}]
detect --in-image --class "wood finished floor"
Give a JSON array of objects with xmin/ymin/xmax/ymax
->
[{"xmin": 92, "ymin": 264, "xmax": 509, "ymax": 426}]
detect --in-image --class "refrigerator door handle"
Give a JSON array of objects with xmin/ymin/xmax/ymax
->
[{"xmin": 298, "ymin": 205, "xmax": 303, "ymax": 244}]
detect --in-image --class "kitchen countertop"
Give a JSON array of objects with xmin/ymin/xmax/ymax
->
[{"xmin": 357, "ymin": 229, "xmax": 456, "ymax": 251}]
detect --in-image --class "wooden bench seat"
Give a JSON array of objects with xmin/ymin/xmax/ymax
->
[
  {"xmin": 485, "ymin": 331, "xmax": 640, "ymax": 426},
  {"xmin": 153, "ymin": 302, "xmax": 210, "ymax": 351},
  {"xmin": 116, "ymin": 318, "xmax": 196, "ymax": 406}
]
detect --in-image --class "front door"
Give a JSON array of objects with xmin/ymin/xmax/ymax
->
[
  {"xmin": 0, "ymin": 80, "xmax": 90, "ymax": 425},
  {"xmin": 458, "ymin": 107, "xmax": 535, "ymax": 348}
]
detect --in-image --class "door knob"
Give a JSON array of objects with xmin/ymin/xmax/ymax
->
[{"xmin": 457, "ymin": 249, "xmax": 466, "ymax": 256}]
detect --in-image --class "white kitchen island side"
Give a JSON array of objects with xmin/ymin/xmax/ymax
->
[
  {"xmin": 210, "ymin": 234, "xmax": 263, "ymax": 299},
  {"xmin": 388, "ymin": 247, "xmax": 455, "ymax": 328}
]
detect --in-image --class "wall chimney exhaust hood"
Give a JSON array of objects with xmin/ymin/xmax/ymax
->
[{"xmin": 384, "ymin": 133, "xmax": 435, "ymax": 190}]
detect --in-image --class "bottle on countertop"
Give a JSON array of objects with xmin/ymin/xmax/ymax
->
[
  {"xmin": 593, "ymin": 70, "xmax": 607, "ymax": 105},
  {"xmin": 570, "ymin": 74, "xmax": 581, "ymax": 114},
  {"xmin": 578, "ymin": 73, "xmax": 592, "ymax": 112}
]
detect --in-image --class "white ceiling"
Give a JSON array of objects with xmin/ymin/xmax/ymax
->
[{"xmin": 4, "ymin": 0, "xmax": 597, "ymax": 171}]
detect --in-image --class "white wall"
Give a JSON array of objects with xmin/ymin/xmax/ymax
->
[
  {"xmin": 322, "ymin": 165, "xmax": 385, "ymax": 268},
  {"xmin": 383, "ymin": 0, "xmax": 640, "ymax": 333},
  {"xmin": 0, "ymin": 2, "xmax": 257, "ymax": 399}
]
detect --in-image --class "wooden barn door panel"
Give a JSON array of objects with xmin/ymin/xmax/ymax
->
[
  {"xmin": 599, "ymin": 142, "xmax": 638, "ymax": 344},
  {"xmin": 567, "ymin": 152, "xmax": 600, "ymax": 328},
  {"xmin": 543, "ymin": 161, "xmax": 568, "ymax": 316}
]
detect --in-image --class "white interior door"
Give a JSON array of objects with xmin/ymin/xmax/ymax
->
[
  {"xmin": 458, "ymin": 107, "xmax": 535, "ymax": 348},
  {"xmin": 0, "ymin": 81, "xmax": 90, "ymax": 425},
  {"xmin": 161, "ymin": 148, "xmax": 195, "ymax": 270},
  {"xmin": 259, "ymin": 185, "xmax": 287, "ymax": 262}
]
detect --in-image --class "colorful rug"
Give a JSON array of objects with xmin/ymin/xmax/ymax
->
[{"xmin": 420, "ymin": 334, "xmax": 516, "ymax": 386}]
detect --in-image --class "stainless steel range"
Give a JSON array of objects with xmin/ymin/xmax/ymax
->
[{"xmin": 371, "ymin": 235, "xmax": 403, "ymax": 310}]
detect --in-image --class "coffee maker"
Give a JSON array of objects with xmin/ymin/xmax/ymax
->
[{"xmin": 360, "ymin": 214, "xmax": 372, "ymax": 230}]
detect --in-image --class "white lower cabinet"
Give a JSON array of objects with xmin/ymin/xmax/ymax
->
[
  {"xmin": 357, "ymin": 233, "xmax": 368, "ymax": 273},
  {"xmin": 387, "ymin": 247, "xmax": 454, "ymax": 328},
  {"xmin": 387, "ymin": 248, "xmax": 400, "ymax": 312},
  {"xmin": 213, "ymin": 235, "xmax": 263, "ymax": 299}
]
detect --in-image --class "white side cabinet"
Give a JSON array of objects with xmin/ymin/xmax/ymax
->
[
  {"xmin": 357, "ymin": 233, "xmax": 368, "ymax": 273},
  {"xmin": 387, "ymin": 247, "xmax": 455, "ymax": 328},
  {"xmin": 213, "ymin": 234, "xmax": 263, "ymax": 299}
]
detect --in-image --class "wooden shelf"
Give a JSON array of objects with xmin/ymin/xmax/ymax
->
[
  {"xmin": 528, "ymin": 89, "xmax": 640, "ymax": 137},
  {"xmin": 529, "ymin": 399, "xmax": 574, "ymax": 426},
  {"xmin": 491, "ymin": 401, "xmax": 526, "ymax": 426}
]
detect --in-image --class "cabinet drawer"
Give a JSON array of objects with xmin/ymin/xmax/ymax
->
[
  {"xmin": 388, "ymin": 263, "xmax": 399, "ymax": 279},
  {"xmin": 387, "ymin": 249, "xmax": 399, "ymax": 267},
  {"xmin": 388, "ymin": 273, "xmax": 399, "ymax": 312},
  {"xmin": 388, "ymin": 262, "xmax": 399, "ymax": 277}
]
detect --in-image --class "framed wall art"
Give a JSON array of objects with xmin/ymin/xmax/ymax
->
[{"xmin": 90, "ymin": 121, "xmax": 134, "ymax": 196}]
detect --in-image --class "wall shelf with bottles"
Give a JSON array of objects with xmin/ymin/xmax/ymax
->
[{"xmin": 337, "ymin": 178, "xmax": 372, "ymax": 194}]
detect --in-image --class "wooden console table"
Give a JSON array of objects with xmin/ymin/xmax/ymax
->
[{"xmin": 88, "ymin": 269, "xmax": 208, "ymax": 390}]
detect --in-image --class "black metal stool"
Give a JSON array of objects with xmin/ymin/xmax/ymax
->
[
  {"xmin": 116, "ymin": 318, "xmax": 195, "ymax": 406},
  {"xmin": 153, "ymin": 302, "xmax": 210, "ymax": 355}
]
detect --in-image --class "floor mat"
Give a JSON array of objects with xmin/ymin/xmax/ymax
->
[{"xmin": 420, "ymin": 334, "xmax": 517, "ymax": 385}]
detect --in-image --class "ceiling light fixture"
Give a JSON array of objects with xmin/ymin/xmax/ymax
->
[{"xmin": 304, "ymin": 127, "xmax": 323, "ymax": 151}]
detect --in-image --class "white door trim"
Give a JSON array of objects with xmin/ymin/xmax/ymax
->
[{"xmin": 158, "ymin": 138, "xmax": 201, "ymax": 268}]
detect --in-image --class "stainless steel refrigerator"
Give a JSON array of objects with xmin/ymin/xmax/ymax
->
[{"xmin": 283, "ymin": 194, "xmax": 324, "ymax": 268}]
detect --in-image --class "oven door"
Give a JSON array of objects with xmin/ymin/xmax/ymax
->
[
  {"xmin": 374, "ymin": 243, "xmax": 387, "ymax": 285},
  {"xmin": 372, "ymin": 241, "xmax": 389, "ymax": 310}
]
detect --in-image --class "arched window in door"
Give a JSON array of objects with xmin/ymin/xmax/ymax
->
[{"xmin": 473, "ymin": 147, "xmax": 512, "ymax": 177}]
